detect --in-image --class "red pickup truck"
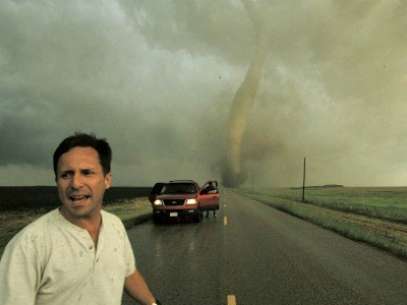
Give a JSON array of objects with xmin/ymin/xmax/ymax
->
[{"xmin": 149, "ymin": 180, "xmax": 220, "ymax": 223}]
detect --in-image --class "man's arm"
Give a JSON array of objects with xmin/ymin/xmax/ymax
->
[{"xmin": 124, "ymin": 270, "xmax": 157, "ymax": 305}]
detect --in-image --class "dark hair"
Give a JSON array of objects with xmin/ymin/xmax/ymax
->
[{"xmin": 53, "ymin": 132, "xmax": 112, "ymax": 177}]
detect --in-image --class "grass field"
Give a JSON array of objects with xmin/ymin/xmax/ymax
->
[
  {"xmin": 236, "ymin": 187, "xmax": 407, "ymax": 258},
  {"xmin": 0, "ymin": 186, "xmax": 151, "ymax": 211},
  {"xmin": 0, "ymin": 198, "xmax": 152, "ymax": 258},
  {"xmin": 245, "ymin": 186, "xmax": 407, "ymax": 223}
]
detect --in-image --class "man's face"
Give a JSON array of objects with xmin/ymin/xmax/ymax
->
[{"xmin": 56, "ymin": 146, "xmax": 112, "ymax": 220}]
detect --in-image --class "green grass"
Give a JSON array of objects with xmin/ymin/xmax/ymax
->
[
  {"xmin": 244, "ymin": 186, "xmax": 407, "ymax": 223},
  {"xmin": 236, "ymin": 187, "xmax": 407, "ymax": 258}
]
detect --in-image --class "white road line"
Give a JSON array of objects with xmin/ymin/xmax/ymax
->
[
  {"xmin": 227, "ymin": 294, "xmax": 237, "ymax": 305},
  {"xmin": 224, "ymin": 216, "xmax": 228, "ymax": 226}
]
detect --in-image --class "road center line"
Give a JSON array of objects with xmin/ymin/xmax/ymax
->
[
  {"xmin": 224, "ymin": 216, "xmax": 228, "ymax": 226},
  {"xmin": 227, "ymin": 294, "xmax": 237, "ymax": 305}
]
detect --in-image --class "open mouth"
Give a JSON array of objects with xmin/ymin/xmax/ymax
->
[{"xmin": 69, "ymin": 195, "xmax": 91, "ymax": 202}]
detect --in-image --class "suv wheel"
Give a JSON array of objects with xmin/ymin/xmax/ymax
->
[
  {"xmin": 153, "ymin": 214, "xmax": 162, "ymax": 224},
  {"xmin": 193, "ymin": 211, "xmax": 203, "ymax": 223}
]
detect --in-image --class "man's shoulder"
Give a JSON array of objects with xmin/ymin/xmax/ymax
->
[
  {"xmin": 22, "ymin": 209, "xmax": 59, "ymax": 233},
  {"xmin": 100, "ymin": 210, "xmax": 129, "ymax": 240},
  {"xmin": 101, "ymin": 209, "xmax": 125, "ymax": 228},
  {"xmin": 4, "ymin": 209, "xmax": 58, "ymax": 253}
]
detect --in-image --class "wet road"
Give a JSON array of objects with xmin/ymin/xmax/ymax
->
[{"xmin": 123, "ymin": 190, "xmax": 407, "ymax": 305}]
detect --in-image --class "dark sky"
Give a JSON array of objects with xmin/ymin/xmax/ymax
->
[{"xmin": 0, "ymin": 0, "xmax": 406, "ymax": 187}]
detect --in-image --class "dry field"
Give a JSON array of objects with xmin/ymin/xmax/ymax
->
[
  {"xmin": 0, "ymin": 186, "xmax": 151, "ymax": 211},
  {"xmin": 0, "ymin": 197, "xmax": 152, "ymax": 257}
]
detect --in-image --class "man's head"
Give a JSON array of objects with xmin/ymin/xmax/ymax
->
[
  {"xmin": 53, "ymin": 133, "xmax": 112, "ymax": 221},
  {"xmin": 53, "ymin": 133, "xmax": 112, "ymax": 178}
]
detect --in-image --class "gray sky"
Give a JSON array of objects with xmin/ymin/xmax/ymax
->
[{"xmin": 0, "ymin": 0, "xmax": 406, "ymax": 187}]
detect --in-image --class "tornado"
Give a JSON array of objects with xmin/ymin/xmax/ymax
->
[{"xmin": 222, "ymin": 0, "xmax": 268, "ymax": 187}]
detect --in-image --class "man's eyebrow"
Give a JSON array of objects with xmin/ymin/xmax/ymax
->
[
  {"xmin": 81, "ymin": 168, "xmax": 96, "ymax": 172},
  {"xmin": 59, "ymin": 169, "xmax": 74, "ymax": 175}
]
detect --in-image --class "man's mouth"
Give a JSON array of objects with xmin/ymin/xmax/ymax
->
[{"xmin": 69, "ymin": 195, "xmax": 91, "ymax": 202}]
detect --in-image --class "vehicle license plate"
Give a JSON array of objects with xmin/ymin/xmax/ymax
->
[{"xmin": 169, "ymin": 212, "xmax": 178, "ymax": 217}]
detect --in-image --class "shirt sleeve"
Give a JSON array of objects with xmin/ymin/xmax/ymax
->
[{"xmin": 0, "ymin": 232, "xmax": 42, "ymax": 305}]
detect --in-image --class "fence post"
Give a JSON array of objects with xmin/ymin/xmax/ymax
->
[{"xmin": 302, "ymin": 157, "xmax": 306, "ymax": 202}]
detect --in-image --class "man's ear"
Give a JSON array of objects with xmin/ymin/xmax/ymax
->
[{"xmin": 105, "ymin": 172, "xmax": 112, "ymax": 189}]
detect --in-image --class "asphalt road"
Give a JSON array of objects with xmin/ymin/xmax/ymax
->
[{"xmin": 123, "ymin": 190, "xmax": 407, "ymax": 305}]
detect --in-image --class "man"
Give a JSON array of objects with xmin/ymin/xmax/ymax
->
[{"xmin": 0, "ymin": 133, "xmax": 161, "ymax": 305}]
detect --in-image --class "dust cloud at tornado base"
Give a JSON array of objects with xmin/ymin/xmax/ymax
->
[{"xmin": 0, "ymin": 1, "xmax": 406, "ymax": 187}]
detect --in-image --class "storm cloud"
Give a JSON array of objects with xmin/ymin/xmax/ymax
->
[{"xmin": 0, "ymin": 0, "xmax": 406, "ymax": 187}]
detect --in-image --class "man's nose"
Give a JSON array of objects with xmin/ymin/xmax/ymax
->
[{"xmin": 70, "ymin": 174, "xmax": 84, "ymax": 189}]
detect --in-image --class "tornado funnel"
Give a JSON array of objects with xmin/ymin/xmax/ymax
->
[
  {"xmin": 222, "ymin": 0, "xmax": 268, "ymax": 187},
  {"xmin": 222, "ymin": 43, "xmax": 267, "ymax": 187}
]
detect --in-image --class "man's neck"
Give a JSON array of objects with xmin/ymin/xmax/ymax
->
[{"xmin": 59, "ymin": 207, "xmax": 103, "ymax": 242}]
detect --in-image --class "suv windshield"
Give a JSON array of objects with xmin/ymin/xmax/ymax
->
[{"xmin": 161, "ymin": 183, "xmax": 197, "ymax": 194}]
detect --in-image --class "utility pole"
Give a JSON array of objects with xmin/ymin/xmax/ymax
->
[{"xmin": 302, "ymin": 157, "xmax": 306, "ymax": 202}]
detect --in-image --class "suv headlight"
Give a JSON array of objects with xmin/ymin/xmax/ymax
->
[
  {"xmin": 186, "ymin": 198, "xmax": 198, "ymax": 205},
  {"xmin": 153, "ymin": 199, "xmax": 163, "ymax": 206}
]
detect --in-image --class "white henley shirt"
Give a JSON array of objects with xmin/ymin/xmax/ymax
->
[{"xmin": 0, "ymin": 208, "xmax": 136, "ymax": 305}]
